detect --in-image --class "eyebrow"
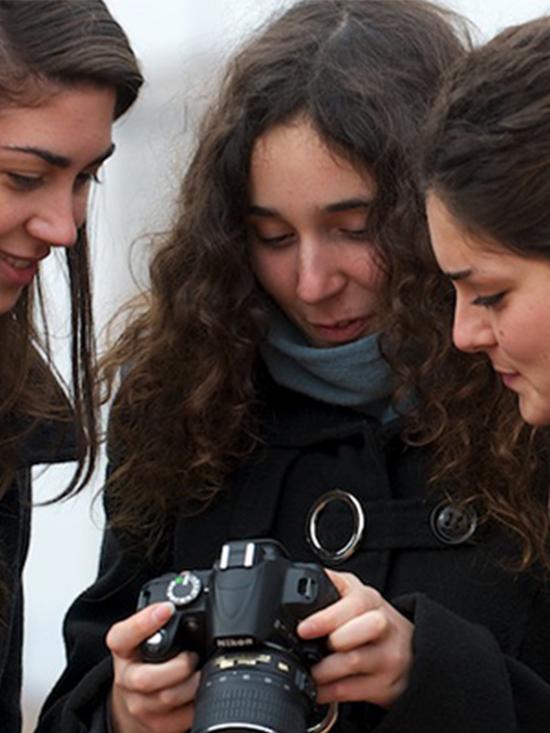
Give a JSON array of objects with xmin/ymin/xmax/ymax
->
[
  {"xmin": 248, "ymin": 197, "xmax": 371, "ymax": 217},
  {"xmin": 446, "ymin": 268, "xmax": 473, "ymax": 281},
  {"xmin": 2, "ymin": 143, "xmax": 116, "ymax": 169}
]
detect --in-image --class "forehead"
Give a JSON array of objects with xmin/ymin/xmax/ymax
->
[
  {"xmin": 425, "ymin": 192, "xmax": 550, "ymax": 290},
  {"xmin": 426, "ymin": 193, "xmax": 507, "ymax": 267},
  {"xmin": 249, "ymin": 117, "xmax": 374, "ymax": 199},
  {"xmin": 0, "ymin": 83, "xmax": 115, "ymax": 157}
]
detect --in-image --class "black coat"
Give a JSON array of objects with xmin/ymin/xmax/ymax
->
[
  {"xmin": 0, "ymin": 419, "xmax": 76, "ymax": 733},
  {"xmin": 37, "ymin": 374, "xmax": 550, "ymax": 732}
]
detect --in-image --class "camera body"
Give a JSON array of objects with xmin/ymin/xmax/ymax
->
[{"xmin": 138, "ymin": 538, "xmax": 339, "ymax": 733}]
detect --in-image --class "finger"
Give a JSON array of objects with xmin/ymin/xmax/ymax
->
[
  {"xmin": 152, "ymin": 669, "xmax": 201, "ymax": 710},
  {"xmin": 323, "ymin": 569, "xmax": 360, "ymax": 595},
  {"xmin": 328, "ymin": 609, "xmax": 389, "ymax": 651},
  {"xmin": 311, "ymin": 646, "xmax": 378, "ymax": 685},
  {"xmin": 298, "ymin": 578, "xmax": 382, "ymax": 639},
  {"xmin": 315, "ymin": 667, "xmax": 408, "ymax": 709},
  {"xmin": 125, "ymin": 669, "xmax": 201, "ymax": 716},
  {"xmin": 107, "ymin": 602, "xmax": 175, "ymax": 660},
  {"xmin": 121, "ymin": 700, "xmax": 196, "ymax": 733},
  {"xmin": 119, "ymin": 651, "xmax": 200, "ymax": 696},
  {"xmin": 315, "ymin": 673, "xmax": 384, "ymax": 705}
]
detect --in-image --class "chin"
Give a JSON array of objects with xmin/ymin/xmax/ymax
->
[
  {"xmin": 0, "ymin": 292, "xmax": 21, "ymax": 316},
  {"xmin": 518, "ymin": 399, "xmax": 550, "ymax": 427}
]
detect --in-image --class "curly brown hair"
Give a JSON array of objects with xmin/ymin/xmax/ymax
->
[
  {"xmin": 102, "ymin": 0, "xmax": 470, "ymax": 553},
  {"xmin": 391, "ymin": 16, "xmax": 550, "ymax": 573}
]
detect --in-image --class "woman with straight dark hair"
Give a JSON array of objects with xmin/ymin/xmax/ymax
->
[
  {"xmin": 0, "ymin": 1, "xmax": 142, "ymax": 730},
  {"xmin": 38, "ymin": 2, "xmax": 550, "ymax": 733}
]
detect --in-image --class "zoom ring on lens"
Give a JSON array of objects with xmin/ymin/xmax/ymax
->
[{"xmin": 191, "ymin": 650, "xmax": 314, "ymax": 733}]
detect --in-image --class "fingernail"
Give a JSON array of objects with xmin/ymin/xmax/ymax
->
[{"xmin": 152, "ymin": 602, "xmax": 175, "ymax": 624}]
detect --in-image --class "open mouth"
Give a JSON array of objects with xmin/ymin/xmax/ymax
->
[
  {"xmin": 0, "ymin": 252, "xmax": 37, "ymax": 270},
  {"xmin": 308, "ymin": 317, "xmax": 370, "ymax": 344}
]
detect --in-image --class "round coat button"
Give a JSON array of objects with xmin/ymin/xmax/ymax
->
[{"xmin": 430, "ymin": 501, "xmax": 478, "ymax": 545}]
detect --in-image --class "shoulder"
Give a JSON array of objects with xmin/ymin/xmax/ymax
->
[
  {"xmin": 17, "ymin": 417, "xmax": 78, "ymax": 467},
  {"xmin": 14, "ymin": 366, "xmax": 78, "ymax": 467}
]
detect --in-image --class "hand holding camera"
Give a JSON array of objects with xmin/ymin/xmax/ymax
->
[
  {"xmin": 106, "ymin": 539, "xmax": 413, "ymax": 733},
  {"xmin": 298, "ymin": 569, "xmax": 414, "ymax": 710},
  {"xmin": 106, "ymin": 601, "xmax": 200, "ymax": 733},
  {"xmin": 137, "ymin": 538, "xmax": 339, "ymax": 733}
]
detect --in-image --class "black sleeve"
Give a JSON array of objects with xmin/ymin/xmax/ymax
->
[
  {"xmin": 36, "ymin": 516, "xmax": 170, "ymax": 732},
  {"xmin": 367, "ymin": 592, "xmax": 550, "ymax": 733}
]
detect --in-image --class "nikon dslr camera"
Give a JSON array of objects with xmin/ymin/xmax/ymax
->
[{"xmin": 138, "ymin": 538, "xmax": 339, "ymax": 733}]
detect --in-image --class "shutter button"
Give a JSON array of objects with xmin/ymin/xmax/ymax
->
[{"xmin": 430, "ymin": 500, "xmax": 478, "ymax": 545}]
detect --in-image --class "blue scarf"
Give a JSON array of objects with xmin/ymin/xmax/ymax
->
[{"xmin": 260, "ymin": 310, "xmax": 397, "ymax": 424}]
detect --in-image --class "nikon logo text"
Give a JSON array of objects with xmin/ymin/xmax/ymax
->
[{"xmin": 217, "ymin": 637, "xmax": 255, "ymax": 648}]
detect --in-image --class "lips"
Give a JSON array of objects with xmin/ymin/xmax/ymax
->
[
  {"xmin": 0, "ymin": 252, "xmax": 38, "ymax": 270},
  {"xmin": 315, "ymin": 318, "xmax": 363, "ymax": 329},
  {"xmin": 306, "ymin": 316, "xmax": 372, "ymax": 346},
  {"xmin": 0, "ymin": 250, "xmax": 44, "ymax": 287},
  {"xmin": 493, "ymin": 366, "xmax": 521, "ymax": 389}
]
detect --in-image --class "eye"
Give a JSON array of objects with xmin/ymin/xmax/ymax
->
[
  {"xmin": 7, "ymin": 173, "xmax": 42, "ymax": 191},
  {"xmin": 472, "ymin": 292, "xmax": 506, "ymax": 308},
  {"xmin": 251, "ymin": 229, "xmax": 293, "ymax": 247},
  {"xmin": 339, "ymin": 227, "xmax": 369, "ymax": 241},
  {"xmin": 75, "ymin": 168, "xmax": 101, "ymax": 190}
]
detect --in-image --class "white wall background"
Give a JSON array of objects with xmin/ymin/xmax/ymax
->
[{"xmin": 22, "ymin": 1, "xmax": 550, "ymax": 731}]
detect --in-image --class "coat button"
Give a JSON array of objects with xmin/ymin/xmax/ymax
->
[{"xmin": 430, "ymin": 501, "xmax": 477, "ymax": 545}]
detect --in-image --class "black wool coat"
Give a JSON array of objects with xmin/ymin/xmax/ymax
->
[
  {"xmin": 37, "ymin": 373, "xmax": 550, "ymax": 732},
  {"xmin": 0, "ymin": 419, "xmax": 76, "ymax": 733}
]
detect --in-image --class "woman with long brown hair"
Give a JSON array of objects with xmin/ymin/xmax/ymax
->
[
  {"xmin": 38, "ymin": 2, "xmax": 549, "ymax": 732},
  {"xmin": 0, "ymin": 2, "xmax": 142, "ymax": 731},
  {"xmin": 410, "ymin": 17, "xmax": 550, "ymax": 575},
  {"xmin": 417, "ymin": 6, "xmax": 550, "ymax": 570}
]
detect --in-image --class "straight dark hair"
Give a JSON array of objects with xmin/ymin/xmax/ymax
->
[
  {"xmin": 0, "ymin": 0, "xmax": 142, "ymax": 500},
  {"xmin": 0, "ymin": 0, "xmax": 142, "ymax": 613}
]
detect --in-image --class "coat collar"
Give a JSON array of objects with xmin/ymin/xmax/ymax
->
[{"xmin": 258, "ymin": 366, "xmax": 385, "ymax": 448}]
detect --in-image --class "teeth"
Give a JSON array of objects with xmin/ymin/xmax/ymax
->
[{"xmin": 1, "ymin": 254, "xmax": 34, "ymax": 269}]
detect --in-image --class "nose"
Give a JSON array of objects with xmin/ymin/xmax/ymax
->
[
  {"xmin": 295, "ymin": 240, "xmax": 346, "ymax": 304},
  {"xmin": 452, "ymin": 297, "xmax": 496, "ymax": 354},
  {"xmin": 26, "ymin": 190, "xmax": 83, "ymax": 248}
]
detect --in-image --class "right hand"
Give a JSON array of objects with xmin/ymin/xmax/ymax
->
[{"xmin": 106, "ymin": 602, "xmax": 200, "ymax": 733}]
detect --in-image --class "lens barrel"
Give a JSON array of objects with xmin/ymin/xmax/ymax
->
[{"xmin": 191, "ymin": 648, "xmax": 316, "ymax": 733}]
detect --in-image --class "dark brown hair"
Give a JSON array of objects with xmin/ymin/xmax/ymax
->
[
  {"xmin": 102, "ymin": 0, "xmax": 469, "ymax": 552},
  {"xmin": 390, "ymin": 17, "xmax": 550, "ymax": 572},
  {"xmin": 0, "ymin": 0, "xmax": 142, "ymax": 612}
]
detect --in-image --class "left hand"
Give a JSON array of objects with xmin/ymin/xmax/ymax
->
[{"xmin": 297, "ymin": 569, "xmax": 414, "ymax": 709}]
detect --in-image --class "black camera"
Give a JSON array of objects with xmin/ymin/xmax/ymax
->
[{"xmin": 137, "ymin": 538, "xmax": 340, "ymax": 733}]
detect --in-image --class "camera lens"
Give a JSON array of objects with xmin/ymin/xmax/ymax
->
[{"xmin": 191, "ymin": 648, "xmax": 316, "ymax": 733}]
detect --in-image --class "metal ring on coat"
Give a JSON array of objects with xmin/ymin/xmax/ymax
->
[{"xmin": 306, "ymin": 489, "xmax": 365, "ymax": 565}]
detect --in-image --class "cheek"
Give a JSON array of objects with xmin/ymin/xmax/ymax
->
[
  {"xmin": 250, "ymin": 248, "xmax": 294, "ymax": 304},
  {"xmin": 351, "ymin": 252, "xmax": 385, "ymax": 293},
  {"xmin": 495, "ymin": 314, "xmax": 546, "ymax": 364},
  {"xmin": 0, "ymin": 199, "xmax": 26, "ymax": 236}
]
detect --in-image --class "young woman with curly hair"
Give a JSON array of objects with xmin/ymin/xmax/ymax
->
[
  {"xmin": 0, "ymin": 1, "xmax": 142, "ymax": 730},
  {"xmin": 38, "ymin": 2, "xmax": 550, "ymax": 732}
]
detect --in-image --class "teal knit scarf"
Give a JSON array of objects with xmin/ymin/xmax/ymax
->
[{"xmin": 260, "ymin": 309, "xmax": 397, "ymax": 424}]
